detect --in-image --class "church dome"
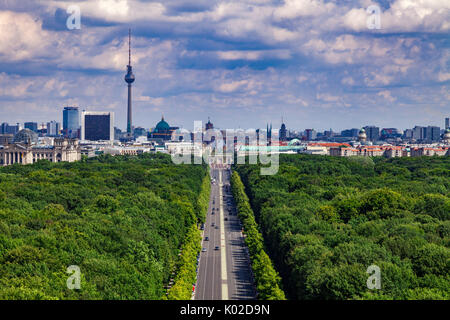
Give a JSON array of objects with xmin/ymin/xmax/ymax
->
[
  {"xmin": 444, "ymin": 128, "xmax": 450, "ymax": 141},
  {"xmin": 14, "ymin": 128, "xmax": 38, "ymax": 144},
  {"xmin": 358, "ymin": 128, "xmax": 367, "ymax": 142},
  {"xmin": 154, "ymin": 116, "xmax": 170, "ymax": 132}
]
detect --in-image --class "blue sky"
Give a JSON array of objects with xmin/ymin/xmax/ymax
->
[{"xmin": 0, "ymin": 0, "xmax": 448, "ymax": 132}]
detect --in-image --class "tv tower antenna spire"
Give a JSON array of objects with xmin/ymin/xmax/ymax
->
[
  {"xmin": 128, "ymin": 28, "xmax": 131, "ymax": 66},
  {"xmin": 124, "ymin": 28, "xmax": 135, "ymax": 135}
]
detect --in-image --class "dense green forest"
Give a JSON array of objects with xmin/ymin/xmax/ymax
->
[
  {"xmin": 234, "ymin": 155, "xmax": 450, "ymax": 300},
  {"xmin": 0, "ymin": 153, "xmax": 209, "ymax": 299}
]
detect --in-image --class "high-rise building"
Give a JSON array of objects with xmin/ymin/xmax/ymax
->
[
  {"xmin": 412, "ymin": 126, "xmax": 425, "ymax": 140},
  {"xmin": 305, "ymin": 129, "xmax": 317, "ymax": 141},
  {"xmin": 279, "ymin": 120, "xmax": 287, "ymax": 141},
  {"xmin": 24, "ymin": 122, "xmax": 38, "ymax": 132},
  {"xmin": 380, "ymin": 128, "xmax": 401, "ymax": 140},
  {"xmin": 403, "ymin": 129, "xmax": 413, "ymax": 139},
  {"xmin": 446, "ymin": 117, "xmax": 449, "ymax": 130},
  {"xmin": 1, "ymin": 123, "xmax": 21, "ymax": 135},
  {"xmin": 47, "ymin": 121, "xmax": 61, "ymax": 137},
  {"xmin": 425, "ymin": 126, "xmax": 440, "ymax": 142},
  {"xmin": 124, "ymin": 29, "xmax": 135, "ymax": 135},
  {"xmin": 363, "ymin": 126, "xmax": 380, "ymax": 141},
  {"xmin": 63, "ymin": 107, "xmax": 80, "ymax": 138},
  {"xmin": 81, "ymin": 111, "xmax": 114, "ymax": 142},
  {"xmin": 133, "ymin": 127, "xmax": 147, "ymax": 138},
  {"xmin": 341, "ymin": 128, "xmax": 359, "ymax": 137}
]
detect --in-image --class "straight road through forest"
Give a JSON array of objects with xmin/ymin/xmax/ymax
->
[{"xmin": 194, "ymin": 167, "xmax": 256, "ymax": 300}]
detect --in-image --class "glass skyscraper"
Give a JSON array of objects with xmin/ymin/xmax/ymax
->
[{"xmin": 63, "ymin": 107, "xmax": 79, "ymax": 138}]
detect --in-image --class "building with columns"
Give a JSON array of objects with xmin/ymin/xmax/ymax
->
[{"xmin": 0, "ymin": 129, "xmax": 80, "ymax": 166}]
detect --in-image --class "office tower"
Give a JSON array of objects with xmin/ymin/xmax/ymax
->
[
  {"xmin": 412, "ymin": 126, "xmax": 425, "ymax": 140},
  {"xmin": 279, "ymin": 119, "xmax": 287, "ymax": 141},
  {"xmin": 380, "ymin": 128, "xmax": 401, "ymax": 140},
  {"xmin": 0, "ymin": 123, "xmax": 8, "ymax": 134},
  {"xmin": 24, "ymin": 122, "xmax": 38, "ymax": 132},
  {"xmin": 305, "ymin": 129, "xmax": 317, "ymax": 141},
  {"xmin": 47, "ymin": 121, "xmax": 61, "ymax": 137},
  {"xmin": 363, "ymin": 126, "xmax": 380, "ymax": 141},
  {"xmin": 124, "ymin": 29, "xmax": 135, "ymax": 135},
  {"xmin": 133, "ymin": 127, "xmax": 147, "ymax": 138},
  {"xmin": 403, "ymin": 129, "xmax": 413, "ymax": 139},
  {"xmin": 341, "ymin": 128, "xmax": 359, "ymax": 137},
  {"xmin": 81, "ymin": 111, "xmax": 114, "ymax": 142},
  {"xmin": 63, "ymin": 107, "xmax": 80, "ymax": 138},
  {"xmin": 425, "ymin": 126, "xmax": 440, "ymax": 142},
  {"xmin": 2, "ymin": 123, "xmax": 20, "ymax": 135},
  {"xmin": 446, "ymin": 117, "xmax": 449, "ymax": 130}
]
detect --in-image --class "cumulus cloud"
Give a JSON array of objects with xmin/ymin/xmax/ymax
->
[
  {"xmin": 0, "ymin": 0, "xmax": 448, "ymax": 130},
  {"xmin": 0, "ymin": 11, "xmax": 52, "ymax": 61}
]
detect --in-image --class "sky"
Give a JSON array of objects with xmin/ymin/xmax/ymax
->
[{"xmin": 0, "ymin": 0, "xmax": 449, "ymax": 132}]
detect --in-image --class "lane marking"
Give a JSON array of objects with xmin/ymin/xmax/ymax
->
[{"xmin": 219, "ymin": 169, "xmax": 229, "ymax": 300}]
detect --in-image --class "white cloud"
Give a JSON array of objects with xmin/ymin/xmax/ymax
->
[
  {"xmin": 438, "ymin": 72, "xmax": 450, "ymax": 82},
  {"xmin": 0, "ymin": 11, "xmax": 51, "ymax": 61},
  {"xmin": 378, "ymin": 90, "xmax": 396, "ymax": 102}
]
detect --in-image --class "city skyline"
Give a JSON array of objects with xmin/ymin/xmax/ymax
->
[{"xmin": 0, "ymin": 1, "xmax": 449, "ymax": 131}]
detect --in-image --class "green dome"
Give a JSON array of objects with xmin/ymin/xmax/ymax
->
[{"xmin": 155, "ymin": 117, "xmax": 170, "ymax": 132}]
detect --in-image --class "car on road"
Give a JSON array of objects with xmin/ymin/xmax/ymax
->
[
  {"xmin": 204, "ymin": 236, "xmax": 209, "ymax": 241},
  {"xmin": 224, "ymin": 217, "xmax": 228, "ymax": 221},
  {"xmin": 215, "ymin": 246, "xmax": 219, "ymax": 250},
  {"xmin": 211, "ymin": 222, "xmax": 215, "ymax": 226},
  {"xmin": 202, "ymin": 248, "xmax": 207, "ymax": 252}
]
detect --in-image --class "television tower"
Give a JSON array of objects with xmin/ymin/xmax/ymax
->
[{"xmin": 124, "ymin": 29, "xmax": 135, "ymax": 135}]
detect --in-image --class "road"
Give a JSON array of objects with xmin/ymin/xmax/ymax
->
[{"xmin": 194, "ymin": 167, "xmax": 256, "ymax": 300}]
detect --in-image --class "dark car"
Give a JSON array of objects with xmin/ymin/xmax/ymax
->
[
  {"xmin": 205, "ymin": 236, "xmax": 209, "ymax": 241},
  {"xmin": 224, "ymin": 217, "xmax": 228, "ymax": 221},
  {"xmin": 215, "ymin": 246, "xmax": 220, "ymax": 250}
]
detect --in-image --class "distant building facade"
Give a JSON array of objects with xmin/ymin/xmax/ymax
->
[
  {"xmin": 363, "ymin": 126, "xmax": 380, "ymax": 141},
  {"xmin": 63, "ymin": 107, "xmax": 80, "ymax": 138},
  {"xmin": 149, "ymin": 116, "xmax": 179, "ymax": 142},
  {"xmin": 424, "ymin": 126, "xmax": 440, "ymax": 142},
  {"xmin": 0, "ymin": 129, "xmax": 80, "ymax": 166},
  {"xmin": 0, "ymin": 123, "xmax": 20, "ymax": 135},
  {"xmin": 81, "ymin": 111, "xmax": 114, "ymax": 142},
  {"xmin": 47, "ymin": 121, "xmax": 61, "ymax": 137},
  {"xmin": 24, "ymin": 122, "xmax": 38, "ymax": 132}
]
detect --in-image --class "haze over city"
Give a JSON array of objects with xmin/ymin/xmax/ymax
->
[{"xmin": 0, "ymin": 0, "xmax": 449, "ymax": 131}]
